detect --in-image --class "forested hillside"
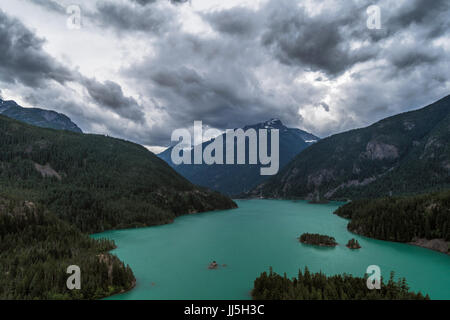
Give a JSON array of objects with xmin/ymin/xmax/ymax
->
[
  {"xmin": 0, "ymin": 196, "xmax": 135, "ymax": 299},
  {"xmin": 0, "ymin": 115, "xmax": 236, "ymax": 233},
  {"xmin": 249, "ymin": 95, "xmax": 450, "ymax": 200},
  {"xmin": 0, "ymin": 114, "xmax": 236, "ymax": 299}
]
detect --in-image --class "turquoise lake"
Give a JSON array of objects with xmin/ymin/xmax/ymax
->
[{"xmin": 92, "ymin": 199, "xmax": 450, "ymax": 300}]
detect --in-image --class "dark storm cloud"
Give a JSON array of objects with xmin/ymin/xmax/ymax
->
[
  {"xmin": 131, "ymin": 0, "xmax": 188, "ymax": 5},
  {"xmin": 391, "ymin": 0, "xmax": 449, "ymax": 34},
  {"xmin": 81, "ymin": 78, "xmax": 145, "ymax": 123},
  {"xmin": 203, "ymin": 7, "xmax": 260, "ymax": 37},
  {"xmin": 142, "ymin": 65, "xmax": 297, "ymax": 130},
  {"xmin": 131, "ymin": 0, "xmax": 157, "ymax": 5},
  {"xmin": 375, "ymin": 0, "xmax": 449, "ymax": 75},
  {"xmin": 119, "ymin": 0, "xmax": 450, "ymax": 143},
  {"xmin": 94, "ymin": 0, "xmax": 192, "ymax": 34},
  {"xmin": 94, "ymin": 1, "xmax": 171, "ymax": 33},
  {"xmin": 27, "ymin": 0, "xmax": 66, "ymax": 13},
  {"xmin": 261, "ymin": 1, "xmax": 377, "ymax": 76},
  {"xmin": 318, "ymin": 102, "xmax": 330, "ymax": 112},
  {"xmin": 347, "ymin": 0, "xmax": 450, "ymax": 43},
  {"xmin": 388, "ymin": 46, "xmax": 442, "ymax": 71},
  {"xmin": 121, "ymin": 18, "xmax": 307, "ymax": 139},
  {"xmin": 133, "ymin": 0, "xmax": 449, "ymax": 140},
  {"xmin": 3, "ymin": 0, "xmax": 450, "ymax": 147},
  {"xmin": 0, "ymin": 9, "xmax": 73, "ymax": 87},
  {"xmin": 260, "ymin": 0, "xmax": 450, "ymax": 77},
  {"xmin": 25, "ymin": 0, "xmax": 177, "ymax": 34}
]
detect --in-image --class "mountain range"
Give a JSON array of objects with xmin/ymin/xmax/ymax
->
[
  {"xmin": 0, "ymin": 98, "xmax": 82, "ymax": 133},
  {"xmin": 248, "ymin": 95, "xmax": 450, "ymax": 200},
  {"xmin": 158, "ymin": 119, "xmax": 320, "ymax": 195},
  {"xmin": 1, "ymin": 92, "xmax": 448, "ymax": 299}
]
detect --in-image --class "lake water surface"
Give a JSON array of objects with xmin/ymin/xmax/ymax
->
[{"xmin": 92, "ymin": 200, "xmax": 450, "ymax": 300}]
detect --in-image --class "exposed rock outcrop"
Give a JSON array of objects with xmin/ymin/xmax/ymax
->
[
  {"xmin": 34, "ymin": 162, "xmax": 62, "ymax": 180},
  {"xmin": 363, "ymin": 141, "xmax": 399, "ymax": 160}
]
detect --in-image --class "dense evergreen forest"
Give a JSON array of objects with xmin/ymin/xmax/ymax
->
[
  {"xmin": 299, "ymin": 233, "xmax": 337, "ymax": 246},
  {"xmin": 0, "ymin": 115, "xmax": 236, "ymax": 299},
  {"xmin": 0, "ymin": 115, "xmax": 236, "ymax": 233},
  {"xmin": 252, "ymin": 267, "xmax": 429, "ymax": 300},
  {"xmin": 0, "ymin": 196, "xmax": 134, "ymax": 299},
  {"xmin": 334, "ymin": 191, "xmax": 450, "ymax": 247}
]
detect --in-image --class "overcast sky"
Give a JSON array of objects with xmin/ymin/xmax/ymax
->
[{"xmin": 1, "ymin": 0, "xmax": 449, "ymax": 152}]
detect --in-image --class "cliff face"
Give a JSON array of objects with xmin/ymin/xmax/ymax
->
[{"xmin": 249, "ymin": 95, "xmax": 450, "ymax": 200}]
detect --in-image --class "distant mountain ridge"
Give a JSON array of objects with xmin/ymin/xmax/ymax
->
[
  {"xmin": 0, "ymin": 98, "xmax": 82, "ymax": 133},
  {"xmin": 159, "ymin": 119, "xmax": 320, "ymax": 195},
  {"xmin": 248, "ymin": 95, "xmax": 450, "ymax": 200}
]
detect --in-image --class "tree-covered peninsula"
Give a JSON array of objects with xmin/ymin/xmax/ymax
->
[
  {"xmin": 252, "ymin": 267, "xmax": 429, "ymax": 300},
  {"xmin": 334, "ymin": 191, "xmax": 450, "ymax": 254}
]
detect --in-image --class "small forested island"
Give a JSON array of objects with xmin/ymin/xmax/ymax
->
[
  {"xmin": 334, "ymin": 191, "xmax": 450, "ymax": 254},
  {"xmin": 346, "ymin": 238, "xmax": 361, "ymax": 249},
  {"xmin": 252, "ymin": 267, "xmax": 429, "ymax": 300},
  {"xmin": 299, "ymin": 233, "xmax": 337, "ymax": 247}
]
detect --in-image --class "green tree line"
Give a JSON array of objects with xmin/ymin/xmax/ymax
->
[
  {"xmin": 334, "ymin": 190, "xmax": 450, "ymax": 244},
  {"xmin": 0, "ymin": 197, "xmax": 135, "ymax": 299},
  {"xmin": 252, "ymin": 267, "xmax": 429, "ymax": 300}
]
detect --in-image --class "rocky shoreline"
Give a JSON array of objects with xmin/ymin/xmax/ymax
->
[{"xmin": 409, "ymin": 238, "xmax": 450, "ymax": 255}]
